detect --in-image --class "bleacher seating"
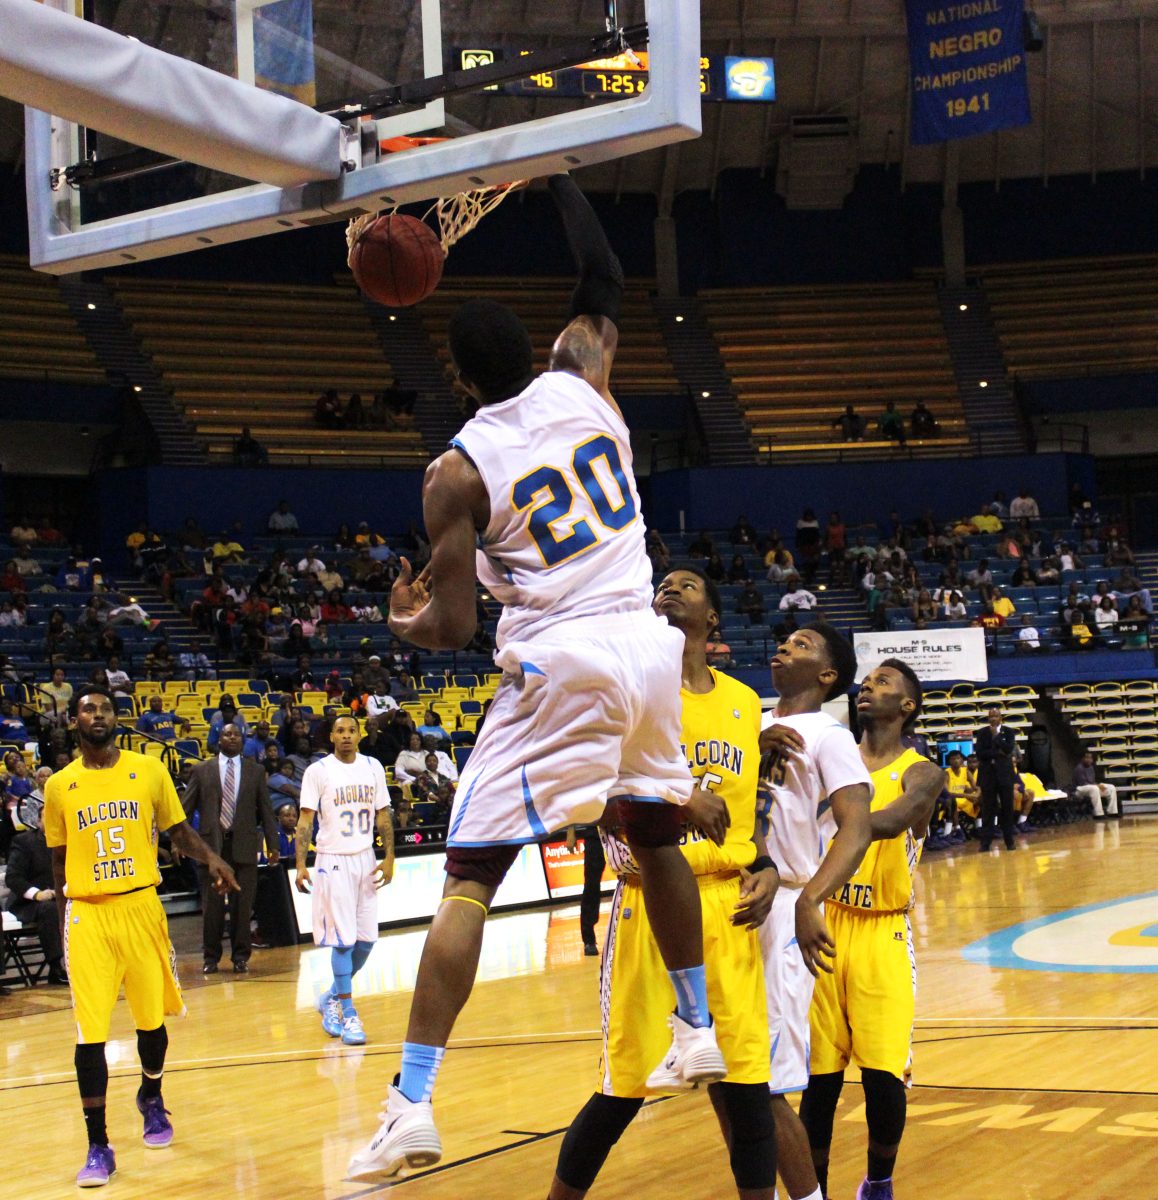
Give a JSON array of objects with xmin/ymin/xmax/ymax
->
[
  {"xmin": 1050, "ymin": 681, "xmax": 1158, "ymax": 808},
  {"xmin": 982, "ymin": 254, "xmax": 1158, "ymax": 381},
  {"xmin": 417, "ymin": 277, "xmax": 680, "ymax": 393},
  {"xmin": 915, "ymin": 683, "xmax": 1039, "ymax": 744},
  {"xmin": 107, "ymin": 276, "xmax": 428, "ymax": 466},
  {"xmin": 701, "ymin": 281, "xmax": 970, "ymax": 461},
  {"xmin": 0, "ymin": 254, "xmax": 106, "ymax": 385}
]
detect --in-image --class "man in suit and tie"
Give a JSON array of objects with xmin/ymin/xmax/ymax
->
[
  {"xmin": 975, "ymin": 705, "xmax": 1019, "ymax": 851},
  {"xmin": 4, "ymin": 804, "xmax": 68, "ymax": 984},
  {"xmin": 182, "ymin": 722, "xmax": 279, "ymax": 973}
]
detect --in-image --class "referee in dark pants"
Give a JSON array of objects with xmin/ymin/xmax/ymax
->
[
  {"xmin": 181, "ymin": 722, "xmax": 279, "ymax": 973},
  {"xmin": 975, "ymin": 706, "xmax": 1018, "ymax": 851},
  {"xmin": 568, "ymin": 825, "xmax": 606, "ymax": 955}
]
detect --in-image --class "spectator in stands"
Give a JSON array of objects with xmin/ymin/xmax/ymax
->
[
  {"xmin": 911, "ymin": 590, "xmax": 937, "ymax": 623},
  {"xmin": 1094, "ymin": 596, "xmax": 1120, "ymax": 634},
  {"xmin": 37, "ymin": 517, "xmax": 65, "ymax": 545},
  {"xmin": 234, "ymin": 426, "xmax": 268, "ymax": 466},
  {"xmin": 736, "ymin": 581, "xmax": 765, "ymax": 625},
  {"xmin": 991, "ymin": 587, "xmax": 1017, "ymax": 621},
  {"xmin": 288, "ymin": 735, "xmax": 319, "ymax": 778},
  {"xmin": 0, "ymin": 559, "xmax": 25, "ymax": 594},
  {"xmin": 418, "ymin": 707, "xmax": 452, "ymax": 746},
  {"xmin": 297, "ymin": 545, "xmax": 326, "ymax": 577},
  {"xmin": 1068, "ymin": 600, "xmax": 1097, "ymax": 650},
  {"xmin": 19, "ymin": 765, "xmax": 52, "ymax": 832},
  {"xmin": 280, "ymin": 620, "xmax": 309, "ymax": 660},
  {"xmin": 41, "ymin": 666, "xmax": 73, "ymax": 727},
  {"xmin": 269, "ymin": 758, "xmax": 302, "ymax": 809},
  {"xmin": 970, "ymin": 504, "xmax": 1003, "ymax": 534},
  {"xmin": 212, "ymin": 529, "xmax": 247, "ymax": 565},
  {"xmin": 244, "ymin": 720, "xmax": 275, "ymax": 762},
  {"xmin": 392, "ymin": 671, "xmax": 420, "ymax": 704},
  {"xmin": 143, "ymin": 638, "xmax": 176, "ymax": 682},
  {"xmin": 646, "ymin": 530, "xmax": 670, "ymax": 573},
  {"xmin": 1010, "ymin": 561, "xmax": 1038, "ymax": 588},
  {"xmin": 1119, "ymin": 596, "xmax": 1151, "ymax": 648},
  {"xmin": 974, "ymin": 600, "xmax": 1005, "ymax": 632},
  {"xmin": 315, "ymin": 390, "xmax": 344, "ymax": 428},
  {"xmin": 1104, "ymin": 533, "xmax": 1136, "ymax": 569},
  {"xmin": 366, "ymin": 678, "xmax": 400, "ymax": 722},
  {"xmin": 772, "ymin": 609, "xmax": 800, "ymax": 645},
  {"xmin": 765, "ymin": 547, "xmax": 795, "ymax": 583},
  {"xmin": 358, "ymin": 716, "xmax": 396, "ymax": 768},
  {"xmin": 1017, "ymin": 613, "xmax": 1041, "ymax": 652},
  {"xmin": 1071, "ymin": 499, "xmax": 1101, "ymax": 528},
  {"xmin": 334, "ymin": 522, "xmax": 356, "ymax": 550},
  {"xmin": 687, "ymin": 531, "xmax": 714, "ymax": 559},
  {"xmin": 967, "ymin": 558, "xmax": 994, "ymax": 591},
  {"xmin": 1111, "ymin": 569, "xmax": 1152, "ymax": 615},
  {"xmin": 12, "ymin": 545, "xmax": 40, "ymax": 578},
  {"xmin": 704, "ymin": 551, "xmax": 726, "ymax": 582},
  {"xmin": 1009, "ymin": 489, "xmax": 1040, "ymax": 519},
  {"xmin": 274, "ymin": 801, "xmax": 298, "ymax": 858},
  {"xmin": 267, "ymin": 500, "xmax": 299, "ymax": 534},
  {"xmin": 393, "ymin": 732, "xmax": 428, "ymax": 785},
  {"xmin": 794, "ymin": 508, "xmax": 822, "ymax": 584},
  {"xmin": 411, "ymin": 752, "xmax": 456, "ymax": 817},
  {"xmin": 136, "ymin": 694, "xmax": 187, "ymax": 742},
  {"xmin": 320, "ymin": 588, "xmax": 353, "ymax": 623},
  {"xmin": 277, "ymin": 715, "xmax": 309, "ymax": 757},
  {"xmin": 207, "ymin": 696, "xmax": 249, "ymax": 751},
  {"xmin": 4, "ymin": 804, "xmax": 67, "ymax": 984},
  {"xmin": 832, "ymin": 404, "xmax": 866, "ymax": 441},
  {"xmin": 10, "ymin": 516, "xmax": 37, "ymax": 548},
  {"xmin": 877, "ymin": 401, "xmax": 907, "ymax": 445},
  {"xmin": 354, "ymin": 521, "xmax": 389, "ymax": 550},
  {"xmin": 345, "ymin": 393, "xmax": 367, "ymax": 429},
  {"xmin": 1073, "ymin": 751, "xmax": 1117, "ymax": 818},
  {"xmin": 779, "ymin": 574, "xmax": 817, "ymax": 612},
  {"xmin": 178, "ymin": 638, "xmax": 216, "ymax": 682},
  {"xmin": 910, "ymin": 400, "xmax": 939, "ymax": 438},
  {"xmin": 988, "ymin": 492, "xmax": 1009, "ymax": 520},
  {"xmin": 0, "ymin": 697, "xmax": 30, "ymax": 744},
  {"xmin": 824, "ymin": 511, "xmax": 848, "ymax": 585},
  {"xmin": 727, "ymin": 553, "xmax": 750, "ymax": 584},
  {"xmin": 54, "ymin": 555, "xmax": 90, "ymax": 592},
  {"xmin": 942, "ymin": 590, "xmax": 967, "ymax": 621},
  {"xmin": 731, "ymin": 515, "xmax": 757, "ymax": 546}
]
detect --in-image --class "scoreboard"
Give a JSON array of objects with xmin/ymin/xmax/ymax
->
[{"xmin": 456, "ymin": 50, "xmax": 776, "ymax": 103}]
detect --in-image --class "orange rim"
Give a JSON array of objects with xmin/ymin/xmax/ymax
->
[{"xmin": 379, "ymin": 135, "xmax": 450, "ymax": 154}]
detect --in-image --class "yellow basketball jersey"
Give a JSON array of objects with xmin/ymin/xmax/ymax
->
[
  {"xmin": 945, "ymin": 765, "xmax": 971, "ymax": 798},
  {"xmin": 43, "ymin": 750, "xmax": 186, "ymax": 899},
  {"xmin": 830, "ymin": 747, "xmax": 928, "ymax": 914},
  {"xmin": 679, "ymin": 668, "xmax": 762, "ymax": 876}
]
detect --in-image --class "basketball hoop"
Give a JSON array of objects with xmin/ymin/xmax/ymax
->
[{"xmin": 345, "ymin": 136, "xmax": 528, "ymax": 269}]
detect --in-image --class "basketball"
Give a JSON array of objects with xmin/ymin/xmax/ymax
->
[{"xmin": 349, "ymin": 213, "xmax": 445, "ymax": 307}]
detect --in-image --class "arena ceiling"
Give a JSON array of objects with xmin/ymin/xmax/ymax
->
[{"xmin": 1, "ymin": 0, "xmax": 1156, "ymax": 200}]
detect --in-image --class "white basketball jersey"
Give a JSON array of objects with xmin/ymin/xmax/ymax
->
[
  {"xmin": 757, "ymin": 710, "xmax": 872, "ymax": 884},
  {"xmin": 300, "ymin": 753, "xmax": 390, "ymax": 854},
  {"xmin": 451, "ymin": 370, "xmax": 653, "ymax": 647}
]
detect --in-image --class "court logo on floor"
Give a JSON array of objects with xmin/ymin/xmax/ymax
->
[{"xmin": 963, "ymin": 891, "xmax": 1158, "ymax": 973}]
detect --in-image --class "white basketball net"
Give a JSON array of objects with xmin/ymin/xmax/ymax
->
[{"xmin": 345, "ymin": 180, "xmax": 528, "ymax": 269}]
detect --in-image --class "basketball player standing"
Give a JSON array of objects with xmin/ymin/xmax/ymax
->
[
  {"xmin": 295, "ymin": 714, "xmax": 393, "ymax": 1047},
  {"xmin": 758, "ymin": 627, "xmax": 873, "ymax": 1200},
  {"xmin": 348, "ymin": 175, "xmax": 723, "ymax": 1181},
  {"xmin": 800, "ymin": 660, "xmax": 943, "ymax": 1200}
]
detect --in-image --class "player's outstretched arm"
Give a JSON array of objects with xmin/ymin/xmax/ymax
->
[
  {"xmin": 294, "ymin": 806, "xmax": 316, "ymax": 892},
  {"xmin": 167, "ymin": 820, "xmax": 240, "ymax": 893},
  {"xmin": 871, "ymin": 762, "xmax": 945, "ymax": 842},
  {"xmin": 388, "ymin": 451, "xmax": 487, "ymax": 651}
]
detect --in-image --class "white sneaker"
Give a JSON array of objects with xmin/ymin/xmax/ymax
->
[
  {"xmin": 346, "ymin": 1085, "xmax": 443, "ymax": 1181},
  {"xmin": 645, "ymin": 1012, "xmax": 727, "ymax": 1092}
]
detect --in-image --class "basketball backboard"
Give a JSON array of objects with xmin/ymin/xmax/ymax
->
[{"xmin": 13, "ymin": 0, "xmax": 701, "ymax": 273}]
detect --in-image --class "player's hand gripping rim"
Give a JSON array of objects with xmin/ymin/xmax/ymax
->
[
  {"xmin": 388, "ymin": 557, "xmax": 432, "ymax": 630},
  {"xmin": 733, "ymin": 863, "xmax": 778, "ymax": 929},
  {"xmin": 794, "ymin": 896, "xmax": 836, "ymax": 977}
]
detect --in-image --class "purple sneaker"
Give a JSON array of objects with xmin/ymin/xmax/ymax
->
[
  {"xmin": 137, "ymin": 1093, "xmax": 174, "ymax": 1147},
  {"xmin": 76, "ymin": 1144, "xmax": 116, "ymax": 1187},
  {"xmin": 856, "ymin": 1180, "xmax": 894, "ymax": 1200}
]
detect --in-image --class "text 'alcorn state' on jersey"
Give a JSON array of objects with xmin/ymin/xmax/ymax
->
[{"xmin": 450, "ymin": 370, "xmax": 653, "ymax": 648}]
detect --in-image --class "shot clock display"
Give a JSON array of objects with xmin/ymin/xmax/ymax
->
[{"xmin": 455, "ymin": 49, "xmax": 776, "ymax": 104}]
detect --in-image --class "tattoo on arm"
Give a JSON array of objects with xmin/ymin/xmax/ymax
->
[
  {"xmin": 296, "ymin": 809, "xmax": 315, "ymax": 872},
  {"xmin": 167, "ymin": 821, "xmax": 219, "ymax": 867},
  {"xmin": 377, "ymin": 808, "xmax": 394, "ymax": 862}
]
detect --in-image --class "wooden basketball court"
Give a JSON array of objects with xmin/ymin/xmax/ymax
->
[{"xmin": 6, "ymin": 818, "xmax": 1158, "ymax": 1198}]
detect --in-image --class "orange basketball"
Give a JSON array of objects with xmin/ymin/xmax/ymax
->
[{"xmin": 349, "ymin": 213, "xmax": 445, "ymax": 307}]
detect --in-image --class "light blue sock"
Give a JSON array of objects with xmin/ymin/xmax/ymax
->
[
  {"xmin": 398, "ymin": 1042, "xmax": 446, "ymax": 1103},
  {"xmin": 351, "ymin": 939, "xmax": 375, "ymax": 976},
  {"xmin": 668, "ymin": 965, "xmax": 710, "ymax": 1029},
  {"xmin": 331, "ymin": 946, "xmax": 355, "ymax": 1016}
]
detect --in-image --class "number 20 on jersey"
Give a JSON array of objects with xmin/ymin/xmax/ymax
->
[{"xmin": 511, "ymin": 434, "xmax": 637, "ymax": 568}]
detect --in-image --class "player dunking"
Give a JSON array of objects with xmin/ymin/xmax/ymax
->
[
  {"xmin": 295, "ymin": 714, "xmax": 394, "ymax": 1047},
  {"xmin": 43, "ymin": 685, "xmax": 238, "ymax": 1188},
  {"xmin": 800, "ymin": 660, "xmax": 942, "ymax": 1200},
  {"xmin": 757, "ymin": 626, "xmax": 873, "ymax": 1200},
  {"xmin": 347, "ymin": 175, "xmax": 724, "ymax": 1181},
  {"xmin": 549, "ymin": 566, "xmax": 778, "ymax": 1200}
]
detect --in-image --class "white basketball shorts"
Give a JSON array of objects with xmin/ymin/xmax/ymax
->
[
  {"xmin": 447, "ymin": 608, "xmax": 693, "ymax": 848},
  {"xmin": 311, "ymin": 847, "xmax": 379, "ymax": 947},
  {"xmin": 759, "ymin": 884, "xmax": 816, "ymax": 1093}
]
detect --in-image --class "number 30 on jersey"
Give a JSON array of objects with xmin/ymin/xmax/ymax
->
[{"xmin": 511, "ymin": 434, "xmax": 637, "ymax": 568}]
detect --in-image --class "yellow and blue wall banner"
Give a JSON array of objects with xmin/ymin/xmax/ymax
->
[{"xmin": 254, "ymin": 0, "xmax": 316, "ymax": 106}]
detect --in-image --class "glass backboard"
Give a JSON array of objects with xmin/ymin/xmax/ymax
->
[{"xmin": 16, "ymin": 0, "xmax": 701, "ymax": 272}]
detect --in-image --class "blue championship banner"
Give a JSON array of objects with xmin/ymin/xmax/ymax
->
[
  {"xmin": 253, "ymin": 0, "xmax": 316, "ymax": 106},
  {"xmin": 905, "ymin": 0, "xmax": 1031, "ymax": 144}
]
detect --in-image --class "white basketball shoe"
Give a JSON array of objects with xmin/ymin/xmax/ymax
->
[
  {"xmin": 346, "ymin": 1084, "xmax": 443, "ymax": 1181},
  {"xmin": 645, "ymin": 1012, "xmax": 727, "ymax": 1091}
]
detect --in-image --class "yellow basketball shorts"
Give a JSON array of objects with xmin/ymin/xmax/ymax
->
[
  {"xmin": 64, "ymin": 887, "xmax": 186, "ymax": 1044},
  {"xmin": 809, "ymin": 904, "xmax": 916, "ymax": 1085},
  {"xmin": 956, "ymin": 796, "xmax": 979, "ymax": 820},
  {"xmin": 599, "ymin": 872, "xmax": 769, "ymax": 1098}
]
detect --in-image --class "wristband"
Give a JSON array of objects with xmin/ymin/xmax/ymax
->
[{"xmin": 751, "ymin": 855, "xmax": 777, "ymax": 874}]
